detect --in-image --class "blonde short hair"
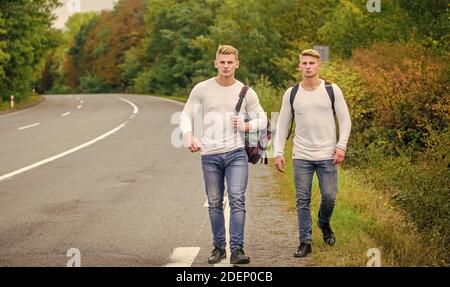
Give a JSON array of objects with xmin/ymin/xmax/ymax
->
[
  {"xmin": 216, "ymin": 44, "xmax": 239, "ymax": 60},
  {"xmin": 300, "ymin": 49, "xmax": 321, "ymax": 60}
]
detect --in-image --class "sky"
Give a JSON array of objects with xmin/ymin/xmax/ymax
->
[{"xmin": 52, "ymin": 0, "xmax": 118, "ymax": 29}]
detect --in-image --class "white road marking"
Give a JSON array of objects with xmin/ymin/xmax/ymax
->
[
  {"xmin": 62, "ymin": 112, "xmax": 71, "ymax": 117},
  {"xmin": 76, "ymin": 97, "xmax": 80, "ymax": 100},
  {"xmin": 77, "ymin": 105, "xmax": 82, "ymax": 109},
  {"xmin": 164, "ymin": 247, "xmax": 200, "ymax": 267},
  {"xmin": 215, "ymin": 194, "xmax": 232, "ymax": 266},
  {"xmin": 80, "ymin": 100, "xmax": 84, "ymax": 104},
  {"xmin": 203, "ymin": 194, "xmax": 233, "ymax": 266},
  {"xmin": 18, "ymin": 123, "xmax": 40, "ymax": 130},
  {"xmin": 119, "ymin": 97, "xmax": 138, "ymax": 114},
  {"xmin": 0, "ymin": 123, "xmax": 125, "ymax": 182},
  {"xmin": 0, "ymin": 97, "xmax": 139, "ymax": 182}
]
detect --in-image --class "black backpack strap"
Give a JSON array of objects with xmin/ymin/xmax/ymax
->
[
  {"xmin": 324, "ymin": 81, "xmax": 335, "ymax": 115},
  {"xmin": 235, "ymin": 86, "xmax": 249, "ymax": 113},
  {"xmin": 287, "ymin": 83, "xmax": 299, "ymax": 139}
]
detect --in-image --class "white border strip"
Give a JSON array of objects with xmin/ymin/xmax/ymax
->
[
  {"xmin": 18, "ymin": 122, "xmax": 40, "ymax": 130},
  {"xmin": 0, "ymin": 123, "xmax": 125, "ymax": 182},
  {"xmin": 164, "ymin": 247, "xmax": 200, "ymax": 267},
  {"xmin": 0, "ymin": 97, "xmax": 138, "ymax": 182}
]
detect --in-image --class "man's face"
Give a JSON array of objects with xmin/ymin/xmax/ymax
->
[
  {"xmin": 215, "ymin": 54, "xmax": 239, "ymax": 78},
  {"xmin": 299, "ymin": 55, "xmax": 320, "ymax": 78}
]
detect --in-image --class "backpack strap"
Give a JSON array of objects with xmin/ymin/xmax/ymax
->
[
  {"xmin": 287, "ymin": 83, "xmax": 299, "ymax": 140},
  {"xmin": 286, "ymin": 81, "xmax": 335, "ymax": 140},
  {"xmin": 324, "ymin": 81, "xmax": 336, "ymax": 115},
  {"xmin": 235, "ymin": 86, "xmax": 249, "ymax": 113}
]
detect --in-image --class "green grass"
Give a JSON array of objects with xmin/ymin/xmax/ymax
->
[
  {"xmin": 269, "ymin": 140, "xmax": 439, "ymax": 266},
  {"xmin": 0, "ymin": 93, "xmax": 43, "ymax": 113}
]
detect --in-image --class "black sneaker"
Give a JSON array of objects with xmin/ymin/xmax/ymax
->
[
  {"xmin": 208, "ymin": 246, "xmax": 226, "ymax": 264},
  {"xmin": 230, "ymin": 246, "xmax": 250, "ymax": 264},
  {"xmin": 318, "ymin": 222, "xmax": 336, "ymax": 246},
  {"xmin": 294, "ymin": 242, "xmax": 312, "ymax": 258}
]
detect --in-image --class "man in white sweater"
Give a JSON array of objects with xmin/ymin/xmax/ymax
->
[
  {"xmin": 274, "ymin": 49, "xmax": 351, "ymax": 258},
  {"xmin": 179, "ymin": 45, "xmax": 267, "ymax": 264}
]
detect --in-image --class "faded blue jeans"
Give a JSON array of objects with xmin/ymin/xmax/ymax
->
[
  {"xmin": 293, "ymin": 159, "xmax": 338, "ymax": 244},
  {"xmin": 201, "ymin": 148, "xmax": 248, "ymax": 251}
]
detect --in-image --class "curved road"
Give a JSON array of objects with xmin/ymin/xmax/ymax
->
[
  {"xmin": 0, "ymin": 94, "xmax": 307, "ymax": 267},
  {"xmin": 0, "ymin": 94, "xmax": 211, "ymax": 266}
]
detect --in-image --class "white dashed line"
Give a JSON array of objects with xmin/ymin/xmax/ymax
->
[
  {"xmin": 119, "ymin": 97, "xmax": 138, "ymax": 114},
  {"xmin": 80, "ymin": 100, "xmax": 84, "ymax": 104},
  {"xmin": 214, "ymin": 195, "xmax": 233, "ymax": 266},
  {"xmin": 61, "ymin": 112, "xmax": 71, "ymax": 117},
  {"xmin": 18, "ymin": 123, "xmax": 40, "ymax": 130},
  {"xmin": 77, "ymin": 105, "xmax": 82, "ymax": 109},
  {"xmin": 0, "ymin": 97, "xmax": 139, "ymax": 182},
  {"xmin": 203, "ymin": 195, "xmax": 233, "ymax": 266},
  {"xmin": 164, "ymin": 247, "xmax": 201, "ymax": 267}
]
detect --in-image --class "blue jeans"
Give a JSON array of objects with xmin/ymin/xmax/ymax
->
[
  {"xmin": 293, "ymin": 159, "xmax": 338, "ymax": 244},
  {"xmin": 201, "ymin": 148, "xmax": 248, "ymax": 251}
]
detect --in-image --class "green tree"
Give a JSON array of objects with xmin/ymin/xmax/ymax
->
[
  {"xmin": 136, "ymin": 0, "xmax": 223, "ymax": 95},
  {"xmin": 318, "ymin": 0, "xmax": 411, "ymax": 57},
  {"xmin": 0, "ymin": 0, "xmax": 60, "ymax": 102},
  {"xmin": 61, "ymin": 16, "xmax": 99, "ymax": 89}
]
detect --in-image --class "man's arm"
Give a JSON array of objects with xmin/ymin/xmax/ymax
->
[
  {"xmin": 179, "ymin": 84, "xmax": 202, "ymax": 152},
  {"xmin": 332, "ymin": 84, "xmax": 351, "ymax": 164},
  {"xmin": 274, "ymin": 88, "xmax": 294, "ymax": 172}
]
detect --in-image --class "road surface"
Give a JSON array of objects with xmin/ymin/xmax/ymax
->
[{"xmin": 0, "ymin": 94, "xmax": 307, "ymax": 267}]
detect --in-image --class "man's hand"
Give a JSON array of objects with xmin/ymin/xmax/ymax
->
[
  {"xmin": 184, "ymin": 132, "xmax": 201, "ymax": 153},
  {"xmin": 332, "ymin": 147, "xmax": 346, "ymax": 165},
  {"xmin": 275, "ymin": 156, "xmax": 285, "ymax": 173},
  {"xmin": 232, "ymin": 115, "xmax": 250, "ymax": 132}
]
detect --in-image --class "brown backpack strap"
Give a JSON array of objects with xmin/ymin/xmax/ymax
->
[{"xmin": 235, "ymin": 86, "xmax": 249, "ymax": 113}]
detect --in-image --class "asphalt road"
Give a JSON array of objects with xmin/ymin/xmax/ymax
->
[
  {"xmin": 0, "ymin": 94, "xmax": 212, "ymax": 266},
  {"xmin": 0, "ymin": 94, "xmax": 306, "ymax": 267}
]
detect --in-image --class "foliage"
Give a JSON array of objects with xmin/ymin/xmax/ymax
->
[
  {"xmin": 0, "ymin": 0, "xmax": 61, "ymax": 102},
  {"xmin": 350, "ymin": 41, "xmax": 449, "ymax": 153}
]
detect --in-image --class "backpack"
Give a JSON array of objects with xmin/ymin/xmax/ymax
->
[
  {"xmin": 287, "ymin": 81, "xmax": 336, "ymax": 139},
  {"xmin": 235, "ymin": 86, "xmax": 272, "ymax": 164}
]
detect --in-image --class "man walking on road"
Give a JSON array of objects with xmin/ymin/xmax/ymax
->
[
  {"xmin": 274, "ymin": 49, "xmax": 351, "ymax": 258},
  {"xmin": 179, "ymin": 44, "xmax": 267, "ymax": 264}
]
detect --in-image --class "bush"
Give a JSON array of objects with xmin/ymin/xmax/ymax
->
[
  {"xmin": 357, "ymin": 130, "xmax": 450, "ymax": 265},
  {"xmin": 251, "ymin": 75, "xmax": 282, "ymax": 113},
  {"xmin": 351, "ymin": 41, "xmax": 449, "ymax": 153},
  {"xmin": 79, "ymin": 73, "xmax": 112, "ymax": 93}
]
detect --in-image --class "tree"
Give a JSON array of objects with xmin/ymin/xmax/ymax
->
[
  {"xmin": 0, "ymin": 0, "xmax": 60, "ymax": 101},
  {"xmin": 318, "ymin": 0, "xmax": 411, "ymax": 58},
  {"xmin": 135, "ymin": 0, "xmax": 223, "ymax": 95}
]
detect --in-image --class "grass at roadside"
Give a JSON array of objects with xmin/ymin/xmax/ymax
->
[
  {"xmin": 0, "ymin": 93, "xmax": 43, "ymax": 113},
  {"xmin": 270, "ymin": 140, "xmax": 438, "ymax": 266}
]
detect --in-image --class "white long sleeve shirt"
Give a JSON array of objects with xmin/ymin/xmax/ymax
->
[
  {"xmin": 179, "ymin": 77, "xmax": 267, "ymax": 156},
  {"xmin": 274, "ymin": 80, "xmax": 351, "ymax": 160}
]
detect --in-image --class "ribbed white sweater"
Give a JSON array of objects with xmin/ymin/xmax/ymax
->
[
  {"xmin": 179, "ymin": 78, "xmax": 267, "ymax": 155},
  {"xmin": 275, "ymin": 80, "xmax": 351, "ymax": 160}
]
